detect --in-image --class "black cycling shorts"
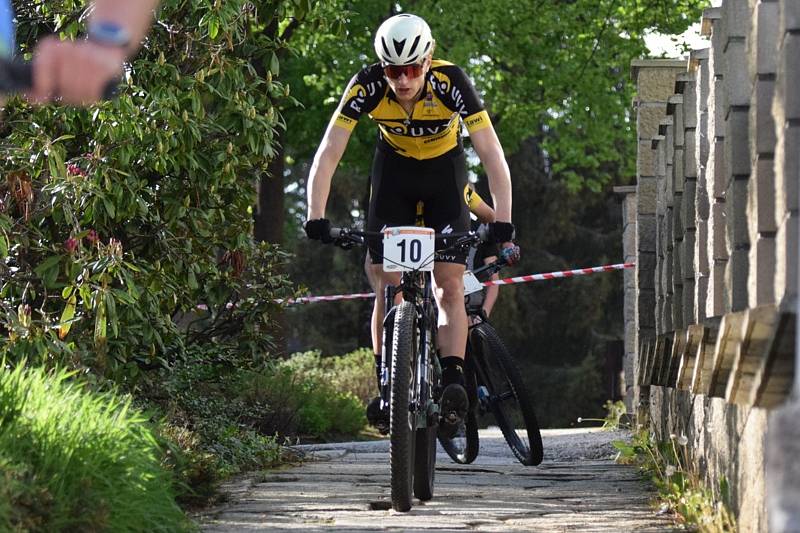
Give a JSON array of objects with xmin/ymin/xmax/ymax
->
[{"xmin": 366, "ymin": 145, "xmax": 470, "ymax": 265}]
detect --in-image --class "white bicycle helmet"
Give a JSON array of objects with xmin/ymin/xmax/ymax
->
[{"xmin": 374, "ymin": 14, "xmax": 433, "ymax": 65}]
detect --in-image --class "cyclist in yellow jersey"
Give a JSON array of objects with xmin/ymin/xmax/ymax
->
[{"xmin": 305, "ymin": 14, "xmax": 516, "ymax": 436}]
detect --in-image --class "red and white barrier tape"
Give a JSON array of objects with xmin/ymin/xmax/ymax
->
[
  {"xmin": 484, "ymin": 262, "xmax": 634, "ymax": 286},
  {"xmin": 279, "ymin": 262, "xmax": 634, "ymax": 305}
]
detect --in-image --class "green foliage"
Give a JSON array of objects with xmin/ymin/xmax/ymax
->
[
  {"xmin": 281, "ymin": 347, "xmax": 375, "ymax": 403},
  {"xmin": 614, "ymin": 429, "xmax": 737, "ymax": 532},
  {"xmin": 1, "ymin": 0, "xmax": 295, "ymax": 382},
  {"xmin": 0, "ymin": 362, "xmax": 189, "ymax": 532}
]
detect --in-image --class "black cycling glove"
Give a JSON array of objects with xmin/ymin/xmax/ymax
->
[
  {"xmin": 488, "ymin": 221, "xmax": 515, "ymax": 243},
  {"xmin": 304, "ymin": 218, "xmax": 333, "ymax": 243}
]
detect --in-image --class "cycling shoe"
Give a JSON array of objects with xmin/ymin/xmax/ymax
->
[
  {"xmin": 366, "ymin": 396, "xmax": 389, "ymax": 435},
  {"xmin": 438, "ymin": 383, "xmax": 468, "ymax": 439}
]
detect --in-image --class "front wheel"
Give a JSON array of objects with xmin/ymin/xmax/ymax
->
[
  {"xmin": 389, "ymin": 301, "xmax": 417, "ymax": 512},
  {"xmin": 470, "ymin": 322, "xmax": 543, "ymax": 466}
]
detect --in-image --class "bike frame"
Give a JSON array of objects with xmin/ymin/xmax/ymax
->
[{"xmin": 381, "ymin": 269, "xmax": 440, "ymax": 431}]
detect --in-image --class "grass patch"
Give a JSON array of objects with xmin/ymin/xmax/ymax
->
[
  {"xmin": 0, "ymin": 362, "xmax": 190, "ymax": 532},
  {"xmin": 614, "ymin": 428, "xmax": 736, "ymax": 532}
]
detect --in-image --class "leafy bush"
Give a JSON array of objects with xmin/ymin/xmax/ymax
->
[
  {"xmin": 0, "ymin": 0, "xmax": 296, "ymax": 383},
  {"xmin": 281, "ymin": 348, "xmax": 375, "ymax": 403},
  {"xmin": 0, "ymin": 362, "xmax": 189, "ymax": 532}
]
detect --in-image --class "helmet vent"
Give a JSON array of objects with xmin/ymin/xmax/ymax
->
[
  {"xmin": 393, "ymin": 38, "xmax": 406, "ymax": 56},
  {"xmin": 408, "ymin": 35, "xmax": 421, "ymax": 58}
]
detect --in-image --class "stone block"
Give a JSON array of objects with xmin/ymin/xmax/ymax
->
[
  {"xmin": 728, "ymin": 248, "xmax": 750, "ymax": 312},
  {"xmin": 623, "ymin": 225, "xmax": 636, "ymax": 257},
  {"xmin": 724, "ymin": 40, "xmax": 752, "ymax": 108},
  {"xmin": 684, "ymin": 229, "xmax": 697, "ymax": 277},
  {"xmin": 638, "ymin": 288, "xmax": 657, "ymax": 328},
  {"xmin": 638, "ymin": 251, "xmax": 657, "ymax": 290},
  {"xmin": 673, "ymin": 104, "xmax": 685, "ymax": 147},
  {"xmin": 638, "ymin": 215, "xmax": 657, "ymax": 254},
  {"xmin": 774, "ymin": 214, "xmax": 799, "ymax": 304},
  {"xmin": 637, "ymin": 103, "xmax": 669, "ymax": 139},
  {"xmin": 728, "ymin": 177, "xmax": 751, "ymax": 248},
  {"xmin": 695, "ymin": 274, "xmax": 709, "ymax": 323},
  {"xmin": 709, "ymin": 310, "xmax": 748, "ymax": 397},
  {"xmin": 684, "ymin": 82, "xmax": 698, "ymax": 127},
  {"xmin": 638, "ymin": 175, "xmax": 658, "ymax": 214},
  {"xmin": 725, "ymin": 107, "xmax": 751, "ymax": 179},
  {"xmin": 748, "ymin": 235, "xmax": 776, "ymax": 308},
  {"xmin": 749, "ymin": 156, "xmax": 777, "ymax": 233},
  {"xmin": 723, "ymin": 0, "xmax": 751, "ymax": 39},
  {"xmin": 638, "ymin": 141, "xmax": 658, "ymax": 177},
  {"xmin": 684, "ymin": 179, "xmax": 697, "ymax": 230},
  {"xmin": 673, "ymin": 149, "xmax": 685, "ymax": 193},
  {"xmin": 685, "ymin": 130, "xmax": 698, "ymax": 178},
  {"xmin": 712, "ymin": 138, "xmax": 727, "ymax": 198},
  {"xmin": 748, "ymin": 0, "xmax": 779, "ymax": 77},
  {"xmin": 713, "ymin": 77, "xmax": 727, "ymax": 133},
  {"xmin": 696, "ymin": 219, "xmax": 710, "ymax": 274},
  {"xmin": 775, "ymin": 125, "xmax": 799, "ymax": 214},
  {"xmin": 697, "ymin": 174, "xmax": 711, "ymax": 221},
  {"xmin": 780, "ymin": 0, "xmax": 800, "ymax": 32},
  {"xmin": 698, "ymin": 112, "xmax": 710, "ymax": 167},
  {"xmin": 636, "ymin": 66, "xmax": 686, "ymax": 101},
  {"xmin": 683, "ymin": 277, "xmax": 696, "ymax": 329},
  {"xmin": 751, "ymin": 78, "xmax": 776, "ymax": 156},
  {"xmin": 708, "ymin": 260, "xmax": 727, "ymax": 318},
  {"xmin": 624, "ymin": 193, "xmax": 638, "ymax": 225},
  {"xmin": 767, "ymin": 402, "xmax": 800, "ymax": 533},
  {"xmin": 711, "ymin": 200, "xmax": 729, "ymax": 261},
  {"xmin": 673, "ymin": 193, "xmax": 685, "ymax": 236},
  {"xmin": 780, "ymin": 33, "xmax": 800, "ymax": 120}
]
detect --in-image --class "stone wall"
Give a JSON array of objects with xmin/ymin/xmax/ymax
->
[{"xmin": 623, "ymin": 1, "xmax": 799, "ymax": 530}]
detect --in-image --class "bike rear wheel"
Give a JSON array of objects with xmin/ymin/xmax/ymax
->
[
  {"xmin": 470, "ymin": 322, "xmax": 543, "ymax": 466},
  {"xmin": 390, "ymin": 301, "xmax": 417, "ymax": 512}
]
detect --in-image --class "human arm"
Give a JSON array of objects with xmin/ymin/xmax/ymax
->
[
  {"xmin": 30, "ymin": 0, "xmax": 160, "ymax": 104},
  {"xmin": 307, "ymin": 123, "xmax": 352, "ymax": 220},
  {"xmin": 470, "ymin": 125, "xmax": 512, "ymax": 223}
]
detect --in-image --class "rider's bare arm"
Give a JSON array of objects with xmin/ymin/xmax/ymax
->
[
  {"xmin": 30, "ymin": 0, "xmax": 160, "ymax": 105},
  {"xmin": 91, "ymin": 0, "xmax": 161, "ymax": 55},
  {"xmin": 307, "ymin": 123, "xmax": 352, "ymax": 220},
  {"xmin": 469, "ymin": 125, "xmax": 512, "ymax": 223}
]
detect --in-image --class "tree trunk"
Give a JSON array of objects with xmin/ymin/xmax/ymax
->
[{"xmin": 254, "ymin": 141, "xmax": 285, "ymax": 244}]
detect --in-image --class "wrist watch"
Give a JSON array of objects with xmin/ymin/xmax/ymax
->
[{"xmin": 87, "ymin": 21, "xmax": 131, "ymax": 49}]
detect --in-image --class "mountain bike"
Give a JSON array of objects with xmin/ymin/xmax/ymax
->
[
  {"xmin": 330, "ymin": 225, "xmax": 482, "ymax": 512},
  {"xmin": 437, "ymin": 250, "xmax": 544, "ymax": 466}
]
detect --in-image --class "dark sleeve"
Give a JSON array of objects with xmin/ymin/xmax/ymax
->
[
  {"xmin": 333, "ymin": 65, "xmax": 386, "ymax": 131},
  {"xmin": 435, "ymin": 64, "xmax": 491, "ymax": 133}
]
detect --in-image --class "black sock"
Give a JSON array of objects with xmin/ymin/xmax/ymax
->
[{"xmin": 440, "ymin": 356, "xmax": 465, "ymax": 387}]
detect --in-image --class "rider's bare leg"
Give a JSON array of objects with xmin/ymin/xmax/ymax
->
[{"xmin": 433, "ymin": 261, "xmax": 467, "ymax": 359}]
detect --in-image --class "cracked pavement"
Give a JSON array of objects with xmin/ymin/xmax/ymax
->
[{"xmin": 198, "ymin": 428, "xmax": 678, "ymax": 532}]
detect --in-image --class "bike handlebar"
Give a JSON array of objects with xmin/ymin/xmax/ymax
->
[{"xmin": 0, "ymin": 58, "xmax": 119, "ymax": 99}]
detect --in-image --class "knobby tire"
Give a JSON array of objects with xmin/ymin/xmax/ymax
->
[
  {"xmin": 390, "ymin": 301, "xmax": 417, "ymax": 512},
  {"xmin": 470, "ymin": 322, "xmax": 543, "ymax": 466}
]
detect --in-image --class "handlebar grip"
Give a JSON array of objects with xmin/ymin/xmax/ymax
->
[
  {"xmin": 0, "ymin": 58, "xmax": 119, "ymax": 99},
  {"xmin": 0, "ymin": 58, "xmax": 32, "ymax": 92}
]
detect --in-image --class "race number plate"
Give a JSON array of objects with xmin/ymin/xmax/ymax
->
[
  {"xmin": 463, "ymin": 270, "xmax": 484, "ymax": 296},
  {"xmin": 383, "ymin": 226, "xmax": 435, "ymax": 272}
]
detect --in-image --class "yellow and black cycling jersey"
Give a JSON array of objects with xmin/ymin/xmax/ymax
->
[{"xmin": 334, "ymin": 60, "xmax": 492, "ymax": 160}]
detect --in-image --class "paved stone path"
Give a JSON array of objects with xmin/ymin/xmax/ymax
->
[{"xmin": 198, "ymin": 428, "xmax": 677, "ymax": 532}]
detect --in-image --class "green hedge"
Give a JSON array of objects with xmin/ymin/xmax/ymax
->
[{"xmin": 0, "ymin": 363, "xmax": 190, "ymax": 532}]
